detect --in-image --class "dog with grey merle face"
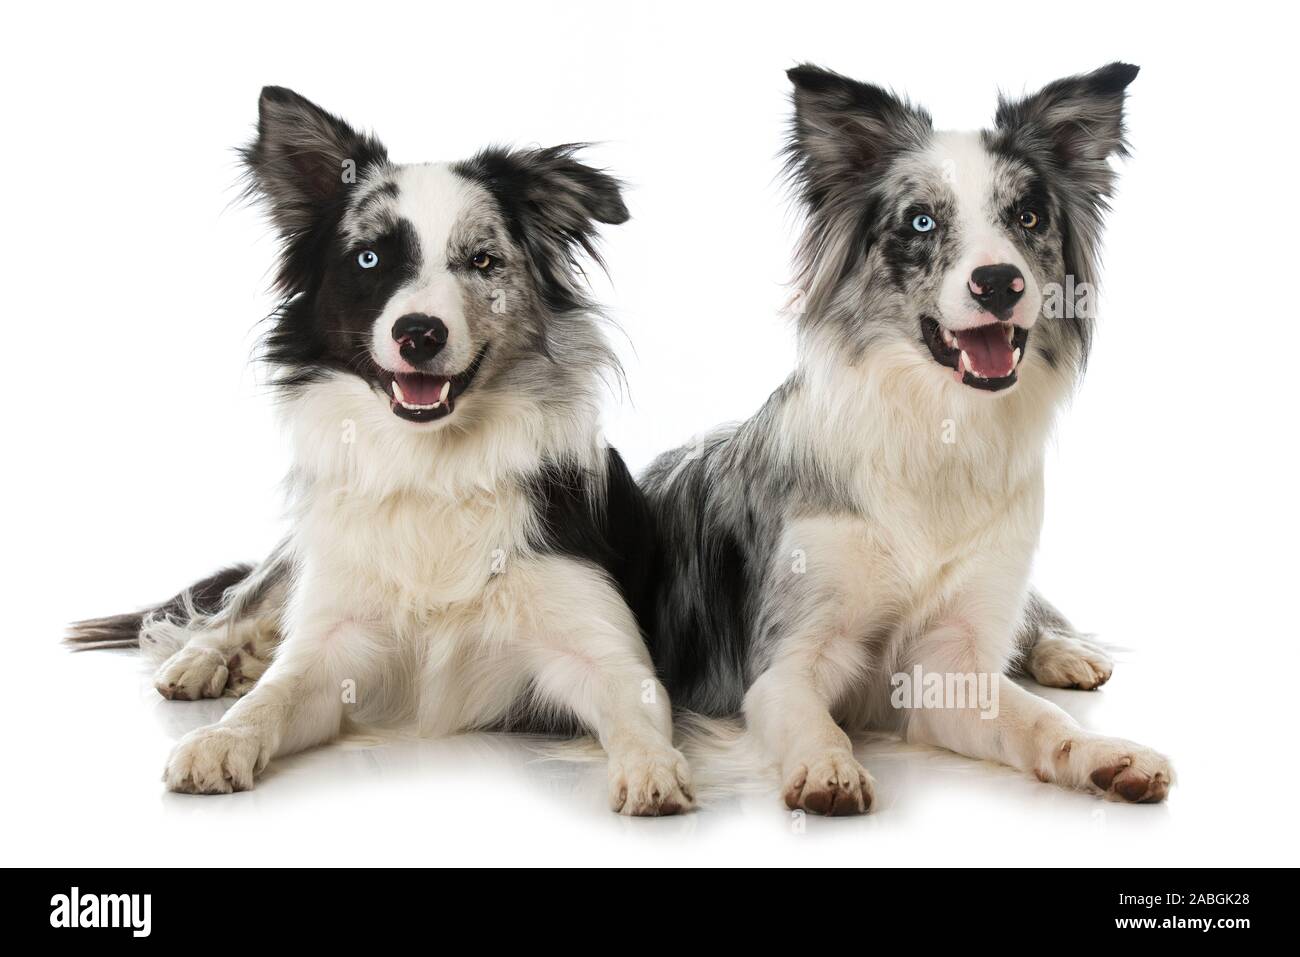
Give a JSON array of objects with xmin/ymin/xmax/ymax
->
[
  {"xmin": 640, "ymin": 63, "xmax": 1172, "ymax": 814},
  {"xmin": 69, "ymin": 87, "xmax": 694, "ymax": 815}
]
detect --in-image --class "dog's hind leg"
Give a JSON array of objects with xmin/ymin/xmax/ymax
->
[
  {"xmin": 68, "ymin": 539, "xmax": 292, "ymax": 700},
  {"xmin": 1013, "ymin": 589, "xmax": 1113, "ymax": 690},
  {"xmin": 150, "ymin": 610, "xmax": 281, "ymax": 701},
  {"xmin": 905, "ymin": 614, "xmax": 1172, "ymax": 803},
  {"xmin": 149, "ymin": 542, "xmax": 291, "ymax": 700}
]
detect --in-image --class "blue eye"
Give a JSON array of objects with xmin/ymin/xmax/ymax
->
[
  {"xmin": 912, "ymin": 214, "xmax": 936, "ymax": 233},
  {"xmin": 357, "ymin": 250, "xmax": 379, "ymax": 269}
]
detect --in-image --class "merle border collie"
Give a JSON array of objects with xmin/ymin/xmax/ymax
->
[
  {"xmin": 637, "ymin": 62, "xmax": 1173, "ymax": 813},
  {"xmin": 70, "ymin": 87, "xmax": 695, "ymax": 816}
]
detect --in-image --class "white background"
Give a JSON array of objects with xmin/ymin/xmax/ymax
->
[{"xmin": 3, "ymin": 0, "xmax": 1297, "ymax": 866}]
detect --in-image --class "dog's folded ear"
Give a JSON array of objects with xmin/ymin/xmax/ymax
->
[
  {"xmin": 784, "ymin": 64, "xmax": 933, "ymax": 200},
  {"xmin": 516, "ymin": 144, "xmax": 630, "ymax": 228},
  {"xmin": 993, "ymin": 63, "xmax": 1140, "ymax": 169},
  {"xmin": 456, "ymin": 144, "xmax": 628, "ymax": 313},
  {"xmin": 242, "ymin": 86, "xmax": 388, "ymax": 241},
  {"xmin": 468, "ymin": 143, "xmax": 628, "ymax": 231}
]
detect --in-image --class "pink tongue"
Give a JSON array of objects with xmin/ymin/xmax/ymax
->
[
  {"xmin": 955, "ymin": 325, "xmax": 1014, "ymax": 379},
  {"xmin": 394, "ymin": 372, "xmax": 447, "ymax": 404}
]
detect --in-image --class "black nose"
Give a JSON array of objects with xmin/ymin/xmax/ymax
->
[
  {"xmin": 391, "ymin": 313, "xmax": 448, "ymax": 364},
  {"xmin": 968, "ymin": 264, "xmax": 1026, "ymax": 320}
]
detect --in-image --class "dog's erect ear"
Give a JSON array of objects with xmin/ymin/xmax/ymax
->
[
  {"xmin": 994, "ymin": 63, "xmax": 1139, "ymax": 169},
  {"xmin": 242, "ymin": 86, "xmax": 388, "ymax": 240},
  {"xmin": 458, "ymin": 144, "xmax": 628, "ymax": 313},
  {"xmin": 785, "ymin": 64, "xmax": 933, "ymax": 201}
]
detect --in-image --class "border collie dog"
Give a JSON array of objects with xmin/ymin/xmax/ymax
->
[
  {"xmin": 71, "ymin": 88, "xmax": 694, "ymax": 816},
  {"xmin": 639, "ymin": 63, "xmax": 1172, "ymax": 814}
]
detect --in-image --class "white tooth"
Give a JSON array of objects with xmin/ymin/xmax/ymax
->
[
  {"xmin": 1012, "ymin": 347, "xmax": 1022, "ymax": 366},
  {"xmin": 1004, "ymin": 324, "xmax": 1014, "ymax": 343},
  {"xmin": 960, "ymin": 350, "xmax": 971, "ymax": 374},
  {"xmin": 439, "ymin": 380, "xmax": 451, "ymax": 403},
  {"xmin": 391, "ymin": 380, "xmax": 405, "ymax": 403}
]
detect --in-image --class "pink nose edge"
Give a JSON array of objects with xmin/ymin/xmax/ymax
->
[
  {"xmin": 968, "ymin": 278, "xmax": 984, "ymax": 295},
  {"xmin": 1010, "ymin": 277, "xmax": 1025, "ymax": 293}
]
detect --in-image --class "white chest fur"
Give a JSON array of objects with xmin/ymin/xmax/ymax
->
[
  {"xmin": 295, "ymin": 478, "xmax": 534, "ymax": 629},
  {"xmin": 781, "ymin": 341, "xmax": 1061, "ymax": 650},
  {"xmin": 277, "ymin": 375, "xmax": 577, "ymax": 630}
]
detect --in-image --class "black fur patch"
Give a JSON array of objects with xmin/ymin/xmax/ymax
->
[
  {"xmin": 526, "ymin": 447, "xmax": 657, "ymax": 629},
  {"xmin": 508, "ymin": 447, "xmax": 659, "ymax": 735},
  {"xmin": 264, "ymin": 218, "xmax": 422, "ymax": 392}
]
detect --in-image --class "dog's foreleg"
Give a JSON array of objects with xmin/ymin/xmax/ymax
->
[
  {"xmin": 521, "ymin": 559, "xmax": 693, "ymax": 815},
  {"xmin": 741, "ymin": 521, "xmax": 879, "ymax": 816},
  {"xmin": 744, "ymin": 585, "xmax": 876, "ymax": 815},
  {"xmin": 904, "ymin": 619, "xmax": 1172, "ymax": 803},
  {"xmin": 744, "ymin": 658, "xmax": 875, "ymax": 816},
  {"xmin": 162, "ymin": 609, "xmax": 383, "ymax": 794}
]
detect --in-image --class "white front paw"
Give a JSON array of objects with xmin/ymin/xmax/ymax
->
[
  {"xmin": 164, "ymin": 724, "xmax": 267, "ymax": 794},
  {"xmin": 782, "ymin": 750, "xmax": 875, "ymax": 816},
  {"xmin": 608, "ymin": 744, "xmax": 695, "ymax": 816}
]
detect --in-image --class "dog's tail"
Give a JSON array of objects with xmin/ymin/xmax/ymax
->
[
  {"xmin": 672, "ymin": 712, "xmax": 773, "ymax": 790},
  {"xmin": 530, "ymin": 710, "xmax": 775, "ymax": 805},
  {"xmin": 66, "ymin": 539, "xmax": 291, "ymax": 665}
]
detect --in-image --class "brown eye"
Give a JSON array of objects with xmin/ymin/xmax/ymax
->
[
  {"xmin": 1019, "ymin": 210, "xmax": 1041, "ymax": 230},
  {"xmin": 470, "ymin": 251, "xmax": 493, "ymax": 270}
]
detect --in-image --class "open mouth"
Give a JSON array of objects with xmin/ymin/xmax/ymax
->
[
  {"xmin": 380, "ymin": 344, "xmax": 488, "ymax": 423},
  {"xmin": 921, "ymin": 317, "xmax": 1029, "ymax": 393}
]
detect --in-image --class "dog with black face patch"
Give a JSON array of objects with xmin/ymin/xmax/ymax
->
[
  {"xmin": 640, "ymin": 63, "xmax": 1172, "ymax": 814},
  {"xmin": 69, "ymin": 88, "xmax": 694, "ymax": 815}
]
